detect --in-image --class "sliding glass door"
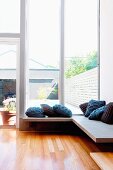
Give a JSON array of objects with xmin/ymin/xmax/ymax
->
[
  {"xmin": 0, "ymin": 0, "xmax": 20, "ymax": 126},
  {"xmin": 0, "ymin": 42, "xmax": 17, "ymax": 125}
]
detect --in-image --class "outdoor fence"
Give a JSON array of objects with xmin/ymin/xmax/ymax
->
[{"xmin": 65, "ymin": 67, "xmax": 98, "ymax": 107}]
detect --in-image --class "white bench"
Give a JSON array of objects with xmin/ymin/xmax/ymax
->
[
  {"xmin": 22, "ymin": 116, "xmax": 72, "ymax": 122},
  {"xmin": 21, "ymin": 115, "xmax": 113, "ymax": 143},
  {"xmin": 72, "ymin": 115, "xmax": 113, "ymax": 143}
]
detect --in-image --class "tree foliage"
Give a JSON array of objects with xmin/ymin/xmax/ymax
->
[{"xmin": 65, "ymin": 51, "xmax": 97, "ymax": 78}]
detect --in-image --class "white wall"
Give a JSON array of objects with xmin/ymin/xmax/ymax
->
[{"xmin": 100, "ymin": 0, "xmax": 113, "ymax": 103}]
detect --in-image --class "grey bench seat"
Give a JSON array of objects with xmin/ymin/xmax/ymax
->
[
  {"xmin": 22, "ymin": 116, "xmax": 72, "ymax": 122},
  {"xmin": 21, "ymin": 114, "xmax": 113, "ymax": 143},
  {"xmin": 72, "ymin": 115, "xmax": 113, "ymax": 143}
]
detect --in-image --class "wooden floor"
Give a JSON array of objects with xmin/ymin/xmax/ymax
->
[
  {"xmin": 90, "ymin": 152, "xmax": 113, "ymax": 170},
  {"xmin": 0, "ymin": 129, "xmax": 112, "ymax": 170}
]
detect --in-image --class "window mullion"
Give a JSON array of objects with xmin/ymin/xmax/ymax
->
[{"xmin": 59, "ymin": 0, "xmax": 65, "ymax": 104}]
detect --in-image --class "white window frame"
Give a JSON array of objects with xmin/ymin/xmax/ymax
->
[
  {"xmin": 19, "ymin": 0, "xmax": 28, "ymax": 127},
  {"xmin": 60, "ymin": 0, "xmax": 65, "ymax": 104}
]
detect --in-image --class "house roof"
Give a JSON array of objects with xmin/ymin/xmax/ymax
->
[{"xmin": 0, "ymin": 50, "xmax": 57, "ymax": 70}]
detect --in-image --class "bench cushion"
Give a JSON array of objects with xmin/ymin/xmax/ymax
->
[
  {"xmin": 101, "ymin": 102, "xmax": 113, "ymax": 124},
  {"xmin": 79, "ymin": 102, "xmax": 88, "ymax": 113},
  {"xmin": 25, "ymin": 107, "xmax": 45, "ymax": 118},
  {"xmin": 88, "ymin": 106, "xmax": 106, "ymax": 120},
  {"xmin": 40, "ymin": 104, "xmax": 57, "ymax": 117},
  {"xmin": 53, "ymin": 104, "xmax": 72, "ymax": 117},
  {"xmin": 85, "ymin": 100, "xmax": 106, "ymax": 117}
]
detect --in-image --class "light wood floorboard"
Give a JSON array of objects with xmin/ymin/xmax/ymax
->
[
  {"xmin": 0, "ymin": 129, "xmax": 104, "ymax": 170},
  {"xmin": 90, "ymin": 152, "xmax": 113, "ymax": 170}
]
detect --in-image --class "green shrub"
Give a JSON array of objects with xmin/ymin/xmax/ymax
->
[{"xmin": 65, "ymin": 50, "xmax": 97, "ymax": 78}]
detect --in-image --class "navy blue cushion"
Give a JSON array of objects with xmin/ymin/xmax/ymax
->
[
  {"xmin": 40, "ymin": 104, "xmax": 57, "ymax": 117},
  {"xmin": 25, "ymin": 107, "xmax": 45, "ymax": 117},
  {"xmin": 85, "ymin": 100, "xmax": 106, "ymax": 117},
  {"xmin": 101, "ymin": 102, "xmax": 113, "ymax": 124},
  {"xmin": 88, "ymin": 106, "xmax": 106, "ymax": 120},
  {"xmin": 53, "ymin": 104, "xmax": 72, "ymax": 117},
  {"xmin": 79, "ymin": 102, "xmax": 88, "ymax": 114}
]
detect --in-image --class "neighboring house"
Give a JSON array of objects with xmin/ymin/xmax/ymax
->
[{"xmin": 0, "ymin": 50, "xmax": 59, "ymax": 105}]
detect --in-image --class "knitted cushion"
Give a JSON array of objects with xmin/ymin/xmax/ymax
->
[
  {"xmin": 40, "ymin": 104, "xmax": 57, "ymax": 117},
  {"xmin": 88, "ymin": 106, "xmax": 106, "ymax": 120},
  {"xmin": 79, "ymin": 102, "xmax": 88, "ymax": 114},
  {"xmin": 53, "ymin": 104, "xmax": 72, "ymax": 117},
  {"xmin": 25, "ymin": 107, "xmax": 45, "ymax": 117},
  {"xmin": 85, "ymin": 99, "xmax": 106, "ymax": 117},
  {"xmin": 101, "ymin": 102, "xmax": 113, "ymax": 124}
]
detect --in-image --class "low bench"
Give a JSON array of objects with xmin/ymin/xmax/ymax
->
[
  {"xmin": 22, "ymin": 116, "xmax": 72, "ymax": 122},
  {"xmin": 21, "ymin": 114, "xmax": 113, "ymax": 143},
  {"xmin": 72, "ymin": 115, "xmax": 113, "ymax": 143}
]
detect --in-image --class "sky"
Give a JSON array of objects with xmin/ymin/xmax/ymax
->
[
  {"xmin": 0, "ymin": 0, "xmax": 20, "ymax": 33},
  {"xmin": 0, "ymin": 0, "xmax": 97, "ymax": 68},
  {"xmin": 28, "ymin": 0, "xmax": 97, "ymax": 67}
]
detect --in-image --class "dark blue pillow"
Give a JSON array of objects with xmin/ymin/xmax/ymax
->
[
  {"xmin": 85, "ymin": 100, "xmax": 106, "ymax": 117},
  {"xmin": 25, "ymin": 107, "xmax": 45, "ymax": 117},
  {"xmin": 101, "ymin": 102, "xmax": 113, "ymax": 124},
  {"xmin": 53, "ymin": 104, "xmax": 72, "ymax": 117},
  {"xmin": 40, "ymin": 104, "xmax": 57, "ymax": 117},
  {"xmin": 88, "ymin": 106, "xmax": 106, "ymax": 120},
  {"xmin": 79, "ymin": 102, "xmax": 88, "ymax": 114}
]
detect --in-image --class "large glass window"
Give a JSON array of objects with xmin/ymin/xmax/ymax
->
[
  {"xmin": 0, "ymin": 0, "xmax": 20, "ymax": 33},
  {"xmin": 28, "ymin": 0, "xmax": 60, "ymax": 107},
  {"xmin": 64, "ymin": 0, "xmax": 98, "ymax": 107}
]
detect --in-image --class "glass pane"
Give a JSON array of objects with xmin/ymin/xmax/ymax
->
[
  {"xmin": 64, "ymin": 0, "xmax": 98, "ymax": 108},
  {"xmin": 0, "ymin": 0, "xmax": 20, "ymax": 33},
  {"xmin": 28, "ymin": 0, "xmax": 60, "ymax": 107},
  {"xmin": 0, "ymin": 44, "xmax": 16, "ymax": 125}
]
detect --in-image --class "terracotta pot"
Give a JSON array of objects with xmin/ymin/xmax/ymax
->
[{"xmin": 0, "ymin": 111, "xmax": 16, "ymax": 125}]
